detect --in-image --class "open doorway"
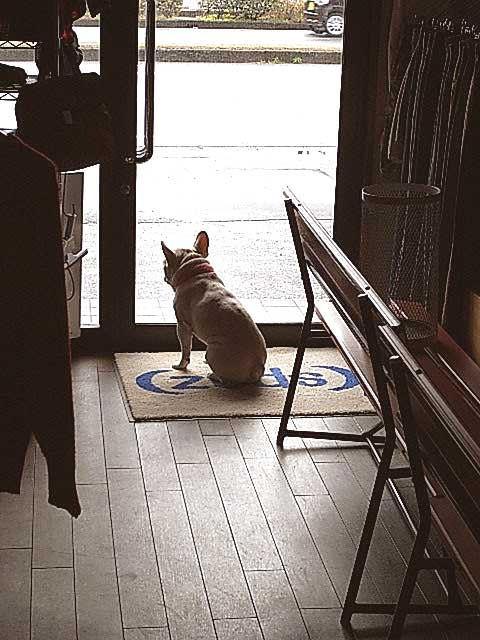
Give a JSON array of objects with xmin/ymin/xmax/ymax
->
[{"xmin": 133, "ymin": 14, "xmax": 344, "ymax": 325}]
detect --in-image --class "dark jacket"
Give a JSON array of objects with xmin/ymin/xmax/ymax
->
[{"xmin": 0, "ymin": 133, "xmax": 81, "ymax": 518}]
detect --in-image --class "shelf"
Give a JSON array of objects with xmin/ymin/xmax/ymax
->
[
  {"xmin": 0, "ymin": 75, "xmax": 37, "ymax": 101},
  {"xmin": 0, "ymin": 39, "xmax": 37, "ymax": 101},
  {"xmin": 0, "ymin": 84, "xmax": 24, "ymax": 100},
  {"xmin": 0, "ymin": 40, "xmax": 36, "ymax": 49}
]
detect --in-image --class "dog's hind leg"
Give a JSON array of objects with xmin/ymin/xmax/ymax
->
[
  {"xmin": 207, "ymin": 372, "xmax": 223, "ymax": 385},
  {"xmin": 207, "ymin": 372, "xmax": 240, "ymax": 388},
  {"xmin": 205, "ymin": 345, "xmax": 251, "ymax": 386},
  {"xmin": 205, "ymin": 345, "xmax": 229, "ymax": 384}
]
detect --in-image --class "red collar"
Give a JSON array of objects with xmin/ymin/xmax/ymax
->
[{"xmin": 172, "ymin": 259, "xmax": 216, "ymax": 289}]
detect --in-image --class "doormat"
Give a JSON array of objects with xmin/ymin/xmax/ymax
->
[{"xmin": 114, "ymin": 347, "xmax": 374, "ymax": 422}]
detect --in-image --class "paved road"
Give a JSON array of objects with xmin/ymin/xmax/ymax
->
[{"xmin": 75, "ymin": 25, "xmax": 342, "ymax": 50}]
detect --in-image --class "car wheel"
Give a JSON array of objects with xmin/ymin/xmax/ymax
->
[{"xmin": 325, "ymin": 13, "xmax": 344, "ymax": 37}]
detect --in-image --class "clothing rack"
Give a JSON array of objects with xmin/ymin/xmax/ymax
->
[
  {"xmin": 406, "ymin": 0, "xmax": 480, "ymax": 24},
  {"xmin": 382, "ymin": 12, "xmax": 480, "ymax": 340},
  {"xmin": 412, "ymin": 13, "xmax": 480, "ymax": 37}
]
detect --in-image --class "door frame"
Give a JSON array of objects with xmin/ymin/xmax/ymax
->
[
  {"xmin": 333, "ymin": 0, "xmax": 386, "ymax": 263},
  {"xmin": 74, "ymin": 0, "xmax": 379, "ymax": 354}
]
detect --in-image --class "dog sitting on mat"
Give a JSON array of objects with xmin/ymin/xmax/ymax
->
[{"xmin": 161, "ymin": 231, "xmax": 267, "ymax": 385}]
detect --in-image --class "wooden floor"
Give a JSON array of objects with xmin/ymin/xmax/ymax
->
[{"xmin": 1, "ymin": 355, "xmax": 479, "ymax": 640}]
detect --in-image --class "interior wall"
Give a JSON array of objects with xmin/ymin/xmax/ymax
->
[{"xmin": 334, "ymin": 0, "xmax": 480, "ymax": 356}]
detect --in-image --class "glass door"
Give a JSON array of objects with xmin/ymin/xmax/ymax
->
[
  {"xmin": 94, "ymin": 0, "xmax": 348, "ymax": 351},
  {"xmin": 134, "ymin": 63, "xmax": 341, "ymax": 329},
  {"xmin": 134, "ymin": 26, "xmax": 343, "ymax": 335}
]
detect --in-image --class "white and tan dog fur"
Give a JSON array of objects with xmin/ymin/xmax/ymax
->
[{"xmin": 161, "ymin": 231, "xmax": 267, "ymax": 385}]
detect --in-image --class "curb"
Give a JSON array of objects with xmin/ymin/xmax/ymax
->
[
  {"xmin": 156, "ymin": 48, "xmax": 342, "ymax": 64},
  {"xmin": 150, "ymin": 47, "xmax": 341, "ymax": 63},
  {"xmin": 1, "ymin": 47, "xmax": 341, "ymax": 64},
  {"xmin": 77, "ymin": 17, "xmax": 309, "ymax": 30}
]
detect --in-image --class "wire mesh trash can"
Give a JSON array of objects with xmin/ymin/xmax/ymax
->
[{"xmin": 360, "ymin": 183, "xmax": 442, "ymax": 343}]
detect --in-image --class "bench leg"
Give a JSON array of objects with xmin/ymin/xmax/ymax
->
[
  {"xmin": 277, "ymin": 302, "xmax": 314, "ymax": 447},
  {"xmin": 340, "ymin": 294, "xmax": 401, "ymax": 625},
  {"xmin": 341, "ymin": 416, "xmax": 397, "ymax": 626},
  {"xmin": 387, "ymin": 355, "xmax": 432, "ymax": 639},
  {"xmin": 388, "ymin": 527, "xmax": 430, "ymax": 639}
]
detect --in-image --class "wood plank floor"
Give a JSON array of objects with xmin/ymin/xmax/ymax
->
[{"xmin": 1, "ymin": 355, "xmax": 479, "ymax": 640}]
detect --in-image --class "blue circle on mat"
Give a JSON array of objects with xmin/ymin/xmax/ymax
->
[
  {"xmin": 313, "ymin": 365, "xmax": 358, "ymax": 391},
  {"xmin": 136, "ymin": 369, "xmax": 180, "ymax": 395}
]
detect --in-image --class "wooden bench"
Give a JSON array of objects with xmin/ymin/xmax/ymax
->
[{"xmin": 278, "ymin": 188, "xmax": 480, "ymax": 639}]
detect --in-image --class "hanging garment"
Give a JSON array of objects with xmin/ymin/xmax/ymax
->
[
  {"xmin": 402, "ymin": 26, "xmax": 446, "ymax": 183},
  {"xmin": 0, "ymin": 133, "xmax": 81, "ymax": 518},
  {"xmin": 387, "ymin": 0, "xmax": 453, "ymax": 89},
  {"xmin": 382, "ymin": 1, "xmax": 480, "ymax": 180},
  {"xmin": 380, "ymin": 20, "xmax": 423, "ymax": 180},
  {"xmin": 439, "ymin": 41, "xmax": 480, "ymax": 327},
  {"xmin": 381, "ymin": 12, "xmax": 480, "ymax": 334}
]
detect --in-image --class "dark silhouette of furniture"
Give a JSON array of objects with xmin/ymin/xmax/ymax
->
[{"xmin": 278, "ymin": 187, "xmax": 480, "ymax": 639}]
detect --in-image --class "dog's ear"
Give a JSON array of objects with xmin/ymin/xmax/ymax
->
[
  {"xmin": 194, "ymin": 231, "xmax": 209, "ymax": 257},
  {"xmin": 161, "ymin": 241, "xmax": 176, "ymax": 266}
]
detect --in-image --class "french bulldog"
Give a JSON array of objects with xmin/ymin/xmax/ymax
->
[{"xmin": 161, "ymin": 231, "xmax": 267, "ymax": 385}]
